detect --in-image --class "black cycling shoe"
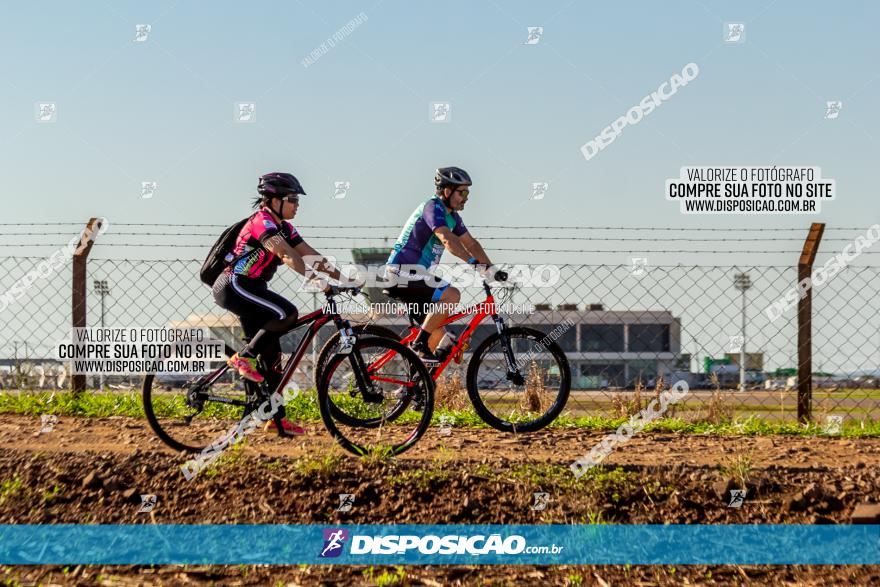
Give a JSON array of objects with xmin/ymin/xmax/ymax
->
[
  {"xmin": 406, "ymin": 363, "xmax": 428, "ymax": 413},
  {"xmin": 411, "ymin": 389, "xmax": 426, "ymax": 412},
  {"xmin": 409, "ymin": 340, "xmax": 440, "ymax": 365},
  {"xmin": 434, "ymin": 347, "xmax": 451, "ymax": 364}
]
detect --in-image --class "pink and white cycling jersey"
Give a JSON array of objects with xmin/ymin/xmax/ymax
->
[{"xmin": 226, "ymin": 210, "xmax": 304, "ymax": 281}]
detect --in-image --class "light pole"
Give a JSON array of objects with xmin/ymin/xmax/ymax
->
[
  {"xmin": 734, "ymin": 272, "xmax": 752, "ymax": 391},
  {"xmin": 94, "ymin": 280, "xmax": 110, "ymax": 390}
]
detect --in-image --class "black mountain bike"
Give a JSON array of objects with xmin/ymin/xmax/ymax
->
[{"xmin": 143, "ymin": 285, "xmax": 435, "ymax": 456}]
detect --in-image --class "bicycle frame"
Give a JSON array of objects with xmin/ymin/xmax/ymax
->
[
  {"xmin": 192, "ymin": 293, "xmax": 393, "ymax": 406},
  {"xmin": 370, "ymin": 281, "xmax": 521, "ymax": 380}
]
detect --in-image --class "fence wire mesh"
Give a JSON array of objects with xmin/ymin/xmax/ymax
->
[{"xmin": 1, "ymin": 247, "xmax": 877, "ymax": 424}]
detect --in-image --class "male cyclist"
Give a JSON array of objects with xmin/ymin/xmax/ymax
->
[
  {"xmin": 213, "ymin": 172, "xmax": 344, "ymax": 435},
  {"xmin": 384, "ymin": 166, "xmax": 507, "ymax": 363}
]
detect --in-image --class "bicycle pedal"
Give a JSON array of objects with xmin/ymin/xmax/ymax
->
[{"xmin": 453, "ymin": 341, "xmax": 469, "ymax": 363}]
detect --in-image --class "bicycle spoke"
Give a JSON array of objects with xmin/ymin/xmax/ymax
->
[
  {"xmin": 467, "ymin": 327, "xmax": 570, "ymax": 432},
  {"xmin": 319, "ymin": 337, "xmax": 434, "ymax": 455}
]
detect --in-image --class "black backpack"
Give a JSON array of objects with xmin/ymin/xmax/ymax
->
[{"xmin": 199, "ymin": 217, "xmax": 250, "ymax": 286}]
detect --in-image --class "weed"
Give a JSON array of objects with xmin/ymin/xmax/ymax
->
[
  {"xmin": 611, "ymin": 381, "xmax": 644, "ymax": 418},
  {"xmin": 42, "ymin": 484, "xmax": 62, "ymax": 503},
  {"xmin": 0, "ymin": 477, "xmax": 23, "ymax": 506},
  {"xmin": 583, "ymin": 466, "xmax": 634, "ymax": 503},
  {"xmin": 375, "ymin": 566, "xmax": 406, "ymax": 586},
  {"xmin": 203, "ymin": 439, "xmax": 248, "ymax": 478},
  {"xmin": 523, "ymin": 361, "xmax": 545, "ymax": 412},
  {"xmin": 432, "ymin": 445, "xmax": 455, "ymax": 468},
  {"xmin": 359, "ymin": 445, "xmax": 396, "ymax": 467},
  {"xmin": 719, "ymin": 446, "xmax": 754, "ymax": 488},
  {"xmin": 435, "ymin": 370, "xmax": 469, "ymax": 411},
  {"xmin": 585, "ymin": 510, "xmax": 605, "ymax": 524},
  {"xmin": 293, "ymin": 453, "xmax": 345, "ymax": 477},
  {"xmin": 389, "ymin": 468, "xmax": 450, "ymax": 490},
  {"xmin": 704, "ymin": 373, "xmax": 734, "ymax": 424},
  {"xmin": 473, "ymin": 463, "xmax": 494, "ymax": 478}
]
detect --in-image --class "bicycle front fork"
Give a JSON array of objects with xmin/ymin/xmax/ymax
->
[
  {"xmin": 334, "ymin": 317, "xmax": 382, "ymax": 403},
  {"xmin": 493, "ymin": 315, "xmax": 525, "ymax": 385}
]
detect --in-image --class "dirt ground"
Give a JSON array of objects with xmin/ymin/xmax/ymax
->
[{"xmin": 2, "ymin": 414, "xmax": 880, "ymax": 585}]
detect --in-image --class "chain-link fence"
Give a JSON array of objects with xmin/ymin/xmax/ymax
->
[{"xmin": 1, "ymin": 224, "xmax": 877, "ymax": 424}]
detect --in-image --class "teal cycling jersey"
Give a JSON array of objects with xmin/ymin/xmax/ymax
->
[{"xmin": 386, "ymin": 196, "xmax": 468, "ymax": 270}]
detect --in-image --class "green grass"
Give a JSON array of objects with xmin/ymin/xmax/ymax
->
[
  {"xmin": 388, "ymin": 467, "xmax": 451, "ymax": 490},
  {"xmin": 42, "ymin": 484, "xmax": 62, "ymax": 503},
  {"xmin": 0, "ymin": 389, "xmax": 323, "ymax": 421},
  {"xmin": 0, "ymin": 477, "xmax": 23, "ymax": 506},
  {"xmin": 362, "ymin": 566, "xmax": 406, "ymax": 587},
  {"xmin": 201, "ymin": 439, "xmax": 248, "ymax": 478},
  {"xmin": 3, "ymin": 390, "xmax": 880, "ymax": 437},
  {"xmin": 551, "ymin": 412, "xmax": 880, "ymax": 437},
  {"xmin": 290, "ymin": 453, "xmax": 346, "ymax": 477}
]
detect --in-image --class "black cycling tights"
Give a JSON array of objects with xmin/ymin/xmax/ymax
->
[{"xmin": 212, "ymin": 272, "xmax": 299, "ymax": 391}]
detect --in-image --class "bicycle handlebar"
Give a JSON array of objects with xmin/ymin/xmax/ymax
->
[{"xmin": 324, "ymin": 284, "xmax": 362, "ymax": 298}]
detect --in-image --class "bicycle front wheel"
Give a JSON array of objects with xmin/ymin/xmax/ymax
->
[
  {"xmin": 466, "ymin": 326, "xmax": 571, "ymax": 433},
  {"xmin": 317, "ymin": 336, "xmax": 434, "ymax": 456},
  {"xmin": 314, "ymin": 323, "xmax": 402, "ymax": 388}
]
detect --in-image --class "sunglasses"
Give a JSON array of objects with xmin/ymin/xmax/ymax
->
[
  {"xmin": 281, "ymin": 194, "xmax": 300, "ymax": 204},
  {"xmin": 453, "ymin": 188, "xmax": 470, "ymax": 198}
]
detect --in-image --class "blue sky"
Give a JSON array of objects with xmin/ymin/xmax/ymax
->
[{"xmin": 1, "ymin": 0, "xmax": 876, "ymax": 247}]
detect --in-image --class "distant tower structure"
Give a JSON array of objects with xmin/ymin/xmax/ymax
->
[{"xmin": 351, "ymin": 247, "xmax": 393, "ymax": 304}]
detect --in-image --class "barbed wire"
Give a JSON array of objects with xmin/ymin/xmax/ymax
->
[
  {"xmin": 3, "ymin": 256, "xmax": 871, "ymax": 268},
  {"xmin": 2, "ymin": 222, "xmax": 867, "ymax": 231},
  {"xmin": 0, "ymin": 231, "xmax": 865, "ymax": 243},
  {"xmin": 9, "ymin": 243, "xmax": 879, "ymax": 254}
]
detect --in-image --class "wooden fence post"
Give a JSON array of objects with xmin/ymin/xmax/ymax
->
[
  {"xmin": 797, "ymin": 223, "xmax": 824, "ymax": 423},
  {"xmin": 71, "ymin": 217, "xmax": 105, "ymax": 394}
]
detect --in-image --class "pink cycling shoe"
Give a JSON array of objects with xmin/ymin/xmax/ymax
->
[
  {"xmin": 227, "ymin": 353, "xmax": 264, "ymax": 382},
  {"xmin": 264, "ymin": 418, "xmax": 306, "ymax": 436}
]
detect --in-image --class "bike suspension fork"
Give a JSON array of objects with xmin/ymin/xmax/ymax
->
[
  {"xmin": 334, "ymin": 317, "xmax": 379, "ymax": 401},
  {"xmin": 493, "ymin": 314, "xmax": 522, "ymax": 377}
]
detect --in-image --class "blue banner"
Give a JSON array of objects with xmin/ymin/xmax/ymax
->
[{"xmin": 1, "ymin": 524, "xmax": 878, "ymax": 565}]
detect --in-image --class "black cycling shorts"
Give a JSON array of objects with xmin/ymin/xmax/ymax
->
[
  {"xmin": 212, "ymin": 271, "xmax": 297, "ymax": 373},
  {"xmin": 384, "ymin": 278, "xmax": 451, "ymax": 325}
]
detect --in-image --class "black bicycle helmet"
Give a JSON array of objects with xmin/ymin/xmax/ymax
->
[
  {"xmin": 258, "ymin": 172, "xmax": 307, "ymax": 197},
  {"xmin": 434, "ymin": 166, "xmax": 472, "ymax": 189}
]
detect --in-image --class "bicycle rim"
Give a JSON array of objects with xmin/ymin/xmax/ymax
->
[
  {"xmin": 466, "ymin": 326, "xmax": 571, "ymax": 432},
  {"xmin": 318, "ymin": 336, "xmax": 434, "ymax": 456},
  {"xmin": 143, "ymin": 345, "xmax": 250, "ymax": 453}
]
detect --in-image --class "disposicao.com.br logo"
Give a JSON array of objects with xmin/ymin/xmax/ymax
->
[
  {"xmin": 318, "ymin": 528, "xmax": 563, "ymax": 557},
  {"xmin": 319, "ymin": 528, "xmax": 349, "ymax": 558}
]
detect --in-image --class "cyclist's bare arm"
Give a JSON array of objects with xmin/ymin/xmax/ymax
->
[
  {"xmin": 294, "ymin": 241, "xmax": 344, "ymax": 282},
  {"xmin": 263, "ymin": 234, "xmax": 307, "ymax": 274},
  {"xmin": 458, "ymin": 231, "xmax": 493, "ymax": 266},
  {"xmin": 434, "ymin": 226, "xmax": 476, "ymax": 262}
]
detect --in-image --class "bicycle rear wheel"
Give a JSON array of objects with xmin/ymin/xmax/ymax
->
[
  {"xmin": 318, "ymin": 336, "xmax": 434, "ymax": 456},
  {"xmin": 466, "ymin": 326, "xmax": 571, "ymax": 433},
  {"xmin": 143, "ymin": 344, "xmax": 252, "ymax": 453}
]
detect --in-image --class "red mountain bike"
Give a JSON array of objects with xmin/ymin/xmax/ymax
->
[
  {"xmin": 316, "ymin": 279, "xmax": 571, "ymax": 432},
  {"xmin": 143, "ymin": 285, "xmax": 435, "ymax": 456}
]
